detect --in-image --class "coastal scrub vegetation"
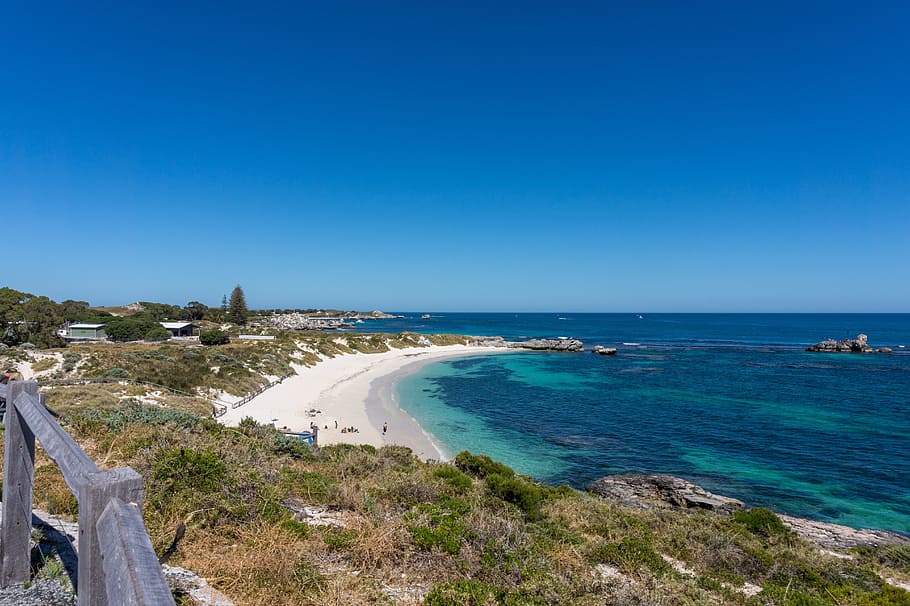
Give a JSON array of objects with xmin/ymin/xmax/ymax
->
[
  {"xmin": 5, "ymin": 331, "xmax": 470, "ymax": 403},
  {"xmin": 6, "ymin": 400, "xmax": 906, "ymax": 605}
]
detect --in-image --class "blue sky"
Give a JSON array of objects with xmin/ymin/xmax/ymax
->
[{"xmin": 2, "ymin": 2, "xmax": 908, "ymax": 311}]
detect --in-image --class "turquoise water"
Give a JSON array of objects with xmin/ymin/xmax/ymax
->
[{"xmin": 378, "ymin": 314, "xmax": 910, "ymax": 533}]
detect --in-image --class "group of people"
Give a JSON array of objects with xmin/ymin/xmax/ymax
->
[{"xmin": 277, "ymin": 418, "xmax": 388, "ymax": 436}]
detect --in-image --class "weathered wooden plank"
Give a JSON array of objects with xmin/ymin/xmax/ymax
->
[
  {"xmin": 96, "ymin": 498, "xmax": 175, "ymax": 606},
  {"xmin": 78, "ymin": 468, "xmax": 144, "ymax": 606},
  {"xmin": 0, "ymin": 381, "xmax": 38, "ymax": 587},
  {"xmin": 13, "ymin": 390, "xmax": 99, "ymax": 495}
]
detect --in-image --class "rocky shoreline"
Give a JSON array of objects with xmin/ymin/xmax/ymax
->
[{"xmin": 586, "ymin": 473, "xmax": 909, "ymax": 549}]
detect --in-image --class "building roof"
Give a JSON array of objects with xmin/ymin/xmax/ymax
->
[
  {"xmin": 69, "ymin": 323, "xmax": 106, "ymax": 329},
  {"xmin": 160, "ymin": 322, "xmax": 196, "ymax": 329}
]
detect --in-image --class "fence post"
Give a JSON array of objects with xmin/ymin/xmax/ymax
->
[
  {"xmin": 97, "ymin": 498, "xmax": 175, "ymax": 605},
  {"xmin": 77, "ymin": 468, "xmax": 143, "ymax": 606},
  {"xmin": 0, "ymin": 381, "xmax": 39, "ymax": 587}
]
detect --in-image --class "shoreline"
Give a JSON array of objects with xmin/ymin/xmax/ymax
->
[{"xmin": 217, "ymin": 344, "xmax": 510, "ymax": 460}]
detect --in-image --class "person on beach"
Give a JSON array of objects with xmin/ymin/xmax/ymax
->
[{"xmin": 383, "ymin": 421, "xmax": 388, "ymax": 435}]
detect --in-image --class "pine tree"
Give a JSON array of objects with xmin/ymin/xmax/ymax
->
[{"xmin": 228, "ymin": 285, "xmax": 249, "ymax": 325}]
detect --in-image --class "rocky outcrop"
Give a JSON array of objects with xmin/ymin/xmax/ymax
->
[
  {"xmin": 587, "ymin": 474, "xmax": 910, "ymax": 549},
  {"xmin": 586, "ymin": 474, "xmax": 745, "ymax": 514},
  {"xmin": 777, "ymin": 514, "xmax": 909, "ymax": 550},
  {"xmin": 471, "ymin": 336, "xmax": 584, "ymax": 352},
  {"xmin": 592, "ymin": 346, "xmax": 617, "ymax": 355},
  {"xmin": 519, "ymin": 338, "xmax": 584, "ymax": 352},
  {"xmin": 807, "ymin": 334, "xmax": 891, "ymax": 353}
]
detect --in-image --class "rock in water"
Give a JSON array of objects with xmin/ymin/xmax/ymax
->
[
  {"xmin": 807, "ymin": 333, "xmax": 887, "ymax": 353},
  {"xmin": 592, "ymin": 346, "xmax": 617, "ymax": 355},
  {"xmin": 518, "ymin": 338, "xmax": 584, "ymax": 352},
  {"xmin": 586, "ymin": 474, "xmax": 745, "ymax": 514},
  {"xmin": 470, "ymin": 337, "xmax": 584, "ymax": 352}
]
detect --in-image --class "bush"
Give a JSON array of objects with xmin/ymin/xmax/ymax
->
[
  {"xmin": 455, "ymin": 451, "xmax": 515, "ymax": 479},
  {"xmin": 105, "ymin": 316, "xmax": 160, "ymax": 341},
  {"xmin": 200, "ymin": 329, "xmax": 230, "ymax": 346},
  {"xmin": 101, "ymin": 367, "xmax": 129, "ymax": 379},
  {"xmin": 408, "ymin": 496, "xmax": 472, "ymax": 555},
  {"xmin": 732, "ymin": 507, "xmax": 788, "ymax": 537},
  {"xmin": 425, "ymin": 580, "xmax": 505, "ymax": 606},
  {"xmin": 589, "ymin": 536, "xmax": 671, "ymax": 576},
  {"xmin": 149, "ymin": 447, "xmax": 226, "ymax": 510},
  {"xmin": 144, "ymin": 325, "xmax": 172, "ymax": 341},
  {"xmin": 485, "ymin": 473, "xmax": 545, "ymax": 520},
  {"xmin": 432, "ymin": 464, "xmax": 473, "ymax": 493}
]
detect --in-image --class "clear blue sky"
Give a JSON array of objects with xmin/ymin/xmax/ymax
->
[{"xmin": 3, "ymin": 2, "xmax": 908, "ymax": 312}]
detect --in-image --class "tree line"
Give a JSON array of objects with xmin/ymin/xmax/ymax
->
[{"xmin": 0, "ymin": 285, "xmax": 250, "ymax": 348}]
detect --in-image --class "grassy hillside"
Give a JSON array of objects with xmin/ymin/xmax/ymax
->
[{"xmin": 12, "ymin": 403, "xmax": 909, "ymax": 606}]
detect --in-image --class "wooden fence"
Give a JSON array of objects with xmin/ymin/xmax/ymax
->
[
  {"xmin": 0, "ymin": 381, "xmax": 174, "ymax": 605},
  {"xmin": 227, "ymin": 371, "xmax": 294, "ymax": 412}
]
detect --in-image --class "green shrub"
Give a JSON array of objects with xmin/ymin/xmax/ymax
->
[
  {"xmin": 70, "ymin": 403, "xmax": 203, "ymax": 434},
  {"xmin": 855, "ymin": 544, "xmax": 910, "ymax": 574},
  {"xmin": 149, "ymin": 447, "xmax": 226, "ymax": 509},
  {"xmin": 200, "ymin": 329, "xmax": 230, "ymax": 346},
  {"xmin": 425, "ymin": 579, "xmax": 505, "ymax": 606},
  {"xmin": 432, "ymin": 464, "xmax": 473, "ymax": 493},
  {"xmin": 589, "ymin": 536, "xmax": 671, "ymax": 576},
  {"xmin": 101, "ymin": 367, "xmax": 129, "ymax": 379},
  {"xmin": 281, "ymin": 518, "xmax": 311, "ymax": 538},
  {"xmin": 732, "ymin": 507, "xmax": 788, "ymax": 537},
  {"xmin": 105, "ymin": 316, "xmax": 160, "ymax": 342},
  {"xmin": 408, "ymin": 496, "xmax": 472, "ymax": 555},
  {"xmin": 455, "ymin": 451, "xmax": 515, "ymax": 479},
  {"xmin": 485, "ymin": 473, "xmax": 544, "ymax": 520},
  {"xmin": 858, "ymin": 585, "xmax": 910, "ymax": 605},
  {"xmin": 322, "ymin": 528, "xmax": 356, "ymax": 550},
  {"xmin": 144, "ymin": 325, "xmax": 172, "ymax": 341}
]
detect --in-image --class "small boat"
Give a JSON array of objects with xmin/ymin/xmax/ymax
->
[
  {"xmin": 421, "ymin": 314, "xmax": 431, "ymax": 319},
  {"xmin": 638, "ymin": 314, "xmax": 644, "ymax": 319}
]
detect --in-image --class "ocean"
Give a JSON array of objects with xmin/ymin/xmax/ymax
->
[{"xmin": 354, "ymin": 314, "xmax": 910, "ymax": 533}]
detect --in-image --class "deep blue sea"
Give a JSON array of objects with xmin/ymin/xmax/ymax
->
[{"xmin": 354, "ymin": 314, "xmax": 910, "ymax": 533}]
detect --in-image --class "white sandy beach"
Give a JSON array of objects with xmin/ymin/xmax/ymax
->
[{"xmin": 218, "ymin": 344, "xmax": 508, "ymax": 460}]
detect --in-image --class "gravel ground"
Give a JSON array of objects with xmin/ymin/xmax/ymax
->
[{"xmin": 0, "ymin": 578, "xmax": 75, "ymax": 605}]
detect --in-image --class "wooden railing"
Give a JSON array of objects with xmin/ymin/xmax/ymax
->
[
  {"xmin": 228, "ymin": 371, "xmax": 294, "ymax": 411},
  {"xmin": 0, "ymin": 381, "xmax": 174, "ymax": 605}
]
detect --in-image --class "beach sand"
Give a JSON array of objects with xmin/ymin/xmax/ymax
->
[{"xmin": 218, "ymin": 344, "xmax": 507, "ymax": 460}]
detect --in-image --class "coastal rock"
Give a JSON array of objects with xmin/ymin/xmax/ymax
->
[
  {"xmin": 592, "ymin": 346, "xmax": 617, "ymax": 355},
  {"xmin": 777, "ymin": 514, "xmax": 909, "ymax": 550},
  {"xmin": 470, "ymin": 336, "xmax": 584, "ymax": 352},
  {"xmin": 517, "ymin": 338, "xmax": 584, "ymax": 352},
  {"xmin": 586, "ymin": 475, "xmax": 910, "ymax": 550},
  {"xmin": 586, "ymin": 474, "xmax": 745, "ymax": 514},
  {"xmin": 807, "ymin": 333, "xmax": 888, "ymax": 353}
]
